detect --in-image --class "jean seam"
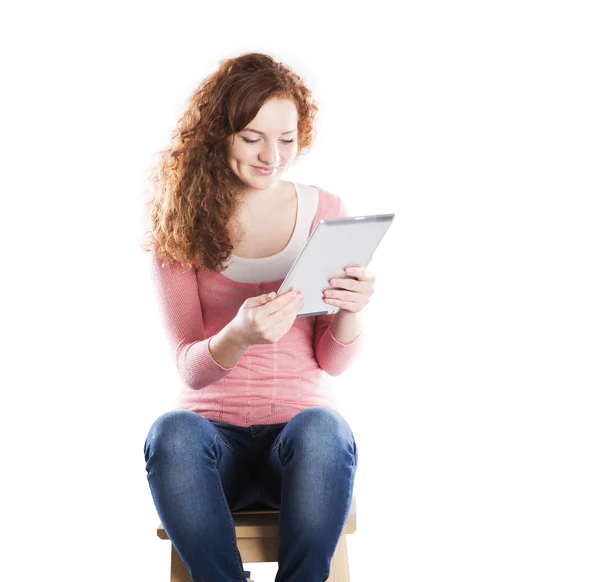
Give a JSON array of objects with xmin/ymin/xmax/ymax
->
[
  {"xmin": 252, "ymin": 425, "xmax": 270, "ymax": 438},
  {"xmin": 269, "ymin": 433, "xmax": 281, "ymax": 455},
  {"xmin": 211, "ymin": 421, "xmax": 241, "ymax": 455},
  {"xmin": 215, "ymin": 432, "xmax": 239, "ymax": 455},
  {"xmin": 211, "ymin": 433, "xmax": 247, "ymax": 581}
]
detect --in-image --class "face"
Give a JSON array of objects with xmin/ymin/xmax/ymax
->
[{"xmin": 227, "ymin": 97, "xmax": 299, "ymax": 195}]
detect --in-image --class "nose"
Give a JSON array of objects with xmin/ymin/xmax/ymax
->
[{"xmin": 258, "ymin": 141, "xmax": 280, "ymax": 167}]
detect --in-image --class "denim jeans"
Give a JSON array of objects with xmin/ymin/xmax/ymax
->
[{"xmin": 143, "ymin": 406, "xmax": 358, "ymax": 582}]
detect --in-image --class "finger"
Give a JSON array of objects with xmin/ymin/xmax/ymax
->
[
  {"xmin": 272, "ymin": 292, "xmax": 304, "ymax": 318},
  {"xmin": 323, "ymin": 297, "xmax": 361, "ymax": 311},
  {"xmin": 330, "ymin": 276, "xmax": 373, "ymax": 293},
  {"xmin": 329, "ymin": 277, "xmax": 358, "ymax": 291},
  {"xmin": 344, "ymin": 267, "xmax": 362, "ymax": 280},
  {"xmin": 271, "ymin": 312, "xmax": 299, "ymax": 338},
  {"xmin": 262, "ymin": 290, "xmax": 301, "ymax": 316},
  {"xmin": 263, "ymin": 290, "xmax": 297, "ymax": 317},
  {"xmin": 345, "ymin": 266, "xmax": 375, "ymax": 281},
  {"xmin": 324, "ymin": 289, "xmax": 359, "ymax": 302}
]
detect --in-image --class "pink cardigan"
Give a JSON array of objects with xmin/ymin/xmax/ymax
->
[{"xmin": 151, "ymin": 187, "xmax": 364, "ymax": 427}]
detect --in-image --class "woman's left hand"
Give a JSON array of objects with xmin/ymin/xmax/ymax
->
[{"xmin": 322, "ymin": 266, "xmax": 376, "ymax": 313}]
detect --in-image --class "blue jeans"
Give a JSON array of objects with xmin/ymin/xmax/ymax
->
[{"xmin": 143, "ymin": 406, "xmax": 358, "ymax": 582}]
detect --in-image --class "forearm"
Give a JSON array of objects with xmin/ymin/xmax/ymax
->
[
  {"xmin": 208, "ymin": 324, "xmax": 251, "ymax": 369},
  {"xmin": 329, "ymin": 309, "xmax": 364, "ymax": 345}
]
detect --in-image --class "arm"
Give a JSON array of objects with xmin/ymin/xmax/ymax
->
[
  {"xmin": 208, "ymin": 326, "xmax": 250, "ymax": 369},
  {"xmin": 151, "ymin": 252, "xmax": 246, "ymax": 389},
  {"xmin": 330, "ymin": 309, "xmax": 364, "ymax": 344},
  {"xmin": 314, "ymin": 310, "xmax": 365, "ymax": 376}
]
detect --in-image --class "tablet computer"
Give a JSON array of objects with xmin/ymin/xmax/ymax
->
[{"xmin": 277, "ymin": 213, "xmax": 395, "ymax": 318}]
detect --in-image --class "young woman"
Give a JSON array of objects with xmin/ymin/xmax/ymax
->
[{"xmin": 141, "ymin": 52, "xmax": 376, "ymax": 582}]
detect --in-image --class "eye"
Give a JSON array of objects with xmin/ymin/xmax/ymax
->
[{"xmin": 241, "ymin": 137, "xmax": 296, "ymax": 144}]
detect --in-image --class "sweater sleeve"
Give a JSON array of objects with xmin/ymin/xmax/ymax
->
[
  {"xmin": 313, "ymin": 195, "xmax": 365, "ymax": 376},
  {"xmin": 151, "ymin": 252, "xmax": 235, "ymax": 390}
]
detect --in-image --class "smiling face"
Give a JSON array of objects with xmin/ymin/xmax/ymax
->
[{"xmin": 227, "ymin": 97, "xmax": 299, "ymax": 197}]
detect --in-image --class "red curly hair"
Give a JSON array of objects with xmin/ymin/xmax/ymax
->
[{"xmin": 140, "ymin": 52, "xmax": 319, "ymax": 273}]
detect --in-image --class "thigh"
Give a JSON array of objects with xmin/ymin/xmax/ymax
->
[
  {"xmin": 255, "ymin": 406, "xmax": 358, "ymax": 508},
  {"xmin": 144, "ymin": 411, "xmax": 257, "ymax": 512}
]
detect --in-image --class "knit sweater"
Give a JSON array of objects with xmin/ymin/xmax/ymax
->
[{"xmin": 151, "ymin": 182, "xmax": 364, "ymax": 427}]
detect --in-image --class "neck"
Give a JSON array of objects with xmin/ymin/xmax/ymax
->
[{"xmin": 239, "ymin": 179, "xmax": 286, "ymax": 205}]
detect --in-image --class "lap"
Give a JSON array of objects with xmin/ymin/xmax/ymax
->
[{"xmin": 145, "ymin": 407, "xmax": 356, "ymax": 511}]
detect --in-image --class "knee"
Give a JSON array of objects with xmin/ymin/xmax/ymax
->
[
  {"xmin": 143, "ymin": 410, "xmax": 211, "ymax": 459},
  {"xmin": 290, "ymin": 406, "xmax": 357, "ymax": 459}
]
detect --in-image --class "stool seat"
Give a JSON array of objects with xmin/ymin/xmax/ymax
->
[{"xmin": 156, "ymin": 496, "xmax": 357, "ymax": 581}]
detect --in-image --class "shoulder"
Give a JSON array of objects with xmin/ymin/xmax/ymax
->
[{"xmin": 308, "ymin": 185, "xmax": 349, "ymax": 218}]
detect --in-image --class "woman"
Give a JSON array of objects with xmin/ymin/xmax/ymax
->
[{"xmin": 141, "ymin": 52, "xmax": 376, "ymax": 582}]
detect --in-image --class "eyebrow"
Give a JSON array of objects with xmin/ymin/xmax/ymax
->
[{"xmin": 242, "ymin": 128, "xmax": 297, "ymax": 135}]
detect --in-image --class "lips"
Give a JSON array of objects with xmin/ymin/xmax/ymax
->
[{"xmin": 251, "ymin": 165, "xmax": 277, "ymax": 176}]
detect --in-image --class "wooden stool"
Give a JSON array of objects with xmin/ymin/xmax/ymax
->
[{"xmin": 157, "ymin": 496, "xmax": 357, "ymax": 581}]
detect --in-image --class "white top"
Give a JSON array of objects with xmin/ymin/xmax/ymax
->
[{"xmin": 219, "ymin": 182, "xmax": 319, "ymax": 283}]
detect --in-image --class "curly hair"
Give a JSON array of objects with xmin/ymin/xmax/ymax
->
[{"xmin": 140, "ymin": 52, "xmax": 319, "ymax": 273}]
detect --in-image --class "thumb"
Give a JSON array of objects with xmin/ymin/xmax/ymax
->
[{"xmin": 250, "ymin": 292, "xmax": 276, "ymax": 306}]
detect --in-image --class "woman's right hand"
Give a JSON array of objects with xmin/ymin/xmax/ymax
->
[{"xmin": 229, "ymin": 289, "xmax": 305, "ymax": 346}]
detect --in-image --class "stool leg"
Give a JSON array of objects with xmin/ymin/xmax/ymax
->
[
  {"xmin": 328, "ymin": 535, "xmax": 351, "ymax": 582},
  {"xmin": 170, "ymin": 544, "xmax": 192, "ymax": 582}
]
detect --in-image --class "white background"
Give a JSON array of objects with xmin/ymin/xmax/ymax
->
[{"xmin": 1, "ymin": 1, "xmax": 599, "ymax": 581}]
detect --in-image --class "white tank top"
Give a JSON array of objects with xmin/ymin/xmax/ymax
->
[{"xmin": 218, "ymin": 182, "xmax": 318, "ymax": 283}]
